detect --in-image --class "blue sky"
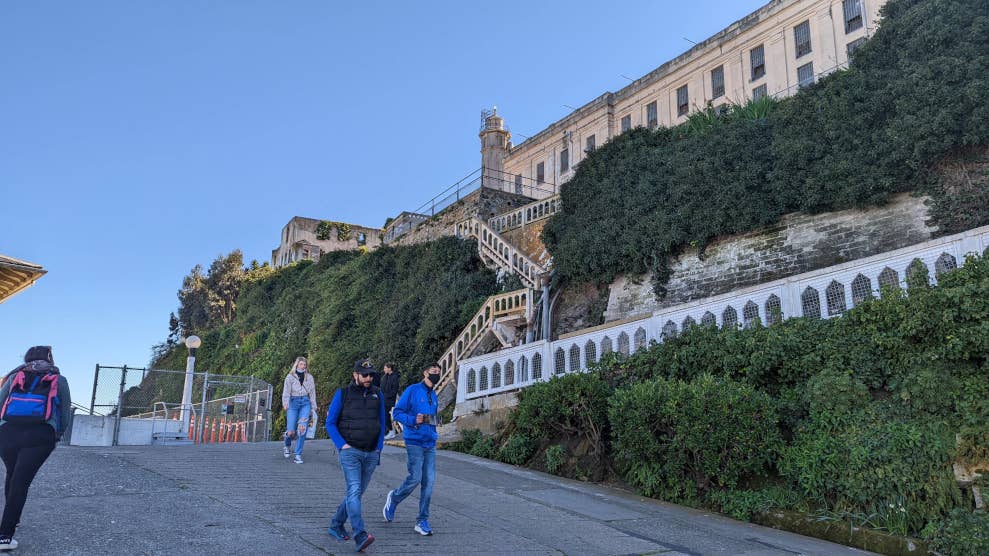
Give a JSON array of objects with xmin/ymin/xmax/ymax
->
[{"xmin": 0, "ymin": 0, "xmax": 764, "ymax": 392}]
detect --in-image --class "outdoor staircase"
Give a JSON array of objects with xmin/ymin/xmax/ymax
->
[{"xmin": 456, "ymin": 217, "xmax": 548, "ymax": 289}]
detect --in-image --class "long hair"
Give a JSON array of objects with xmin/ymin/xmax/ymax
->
[{"xmin": 290, "ymin": 356, "xmax": 308, "ymax": 373}]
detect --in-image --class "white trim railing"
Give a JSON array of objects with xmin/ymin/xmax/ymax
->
[
  {"xmin": 488, "ymin": 195, "xmax": 562, "ymax": 234},
  {"xmin": 456, "ymin": 225, "xmax": 989, "ymax": 403}
]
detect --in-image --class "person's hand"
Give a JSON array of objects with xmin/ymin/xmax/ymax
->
[
  {"xmin": 415, "ymin": 413, "xmax": 425, "ymax": 424},
  {"xmin": 342, "ymin": 444, "xmax": 351, "ymax": 450}
]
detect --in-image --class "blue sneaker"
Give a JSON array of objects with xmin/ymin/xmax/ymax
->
[
  {"xmin": 383, "ymin": 490, "xmax": 396, "ymax": 522},
  {"xmin": 327, "ymin": 524, "xmax": 350, "ymax": 542},
  {"xmin": 354, "ymin": 531, "xmax": 375, "ymax": 552},
  {"xmin": 414, "ymin": 519, "xmax": 433, "ymax": 536}
]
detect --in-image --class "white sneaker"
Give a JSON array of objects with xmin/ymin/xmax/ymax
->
[
  {"xmin": 384, "ymin": 431, "xmax": 396, "ymax": 440},
  {"xmin": 0, "ymin": 537, "xmax": 17, "ymax": 550},
  {"xmin": 294, "ymin": 454, "xmax": 304, "ymax": 464},
  {"xmin": 283, "ymin": 446, "xmax": 291, "ymax": 458}
]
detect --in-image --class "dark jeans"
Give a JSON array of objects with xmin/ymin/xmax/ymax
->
[
  {"xmin": 0, "ymin": 423, "xmax": 57, "ymax": 536},
  {"xmin": 384, "ymin": 403, "xmax": 395, "ymax": 431}
]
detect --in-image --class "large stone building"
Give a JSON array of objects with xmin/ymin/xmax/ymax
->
[
  {"xmin": 271, "ymin": 217, "xmax": 382, "ymax": 268},
  {"xmin": 483, "ymin": 0, "xmax": 885, "ymax": 197}
]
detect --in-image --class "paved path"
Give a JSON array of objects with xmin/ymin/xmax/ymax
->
[{"xmin": 13, "ymin": 441, "xmax": 873, "ymax": 555}]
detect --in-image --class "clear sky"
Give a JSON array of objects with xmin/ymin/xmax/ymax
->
[{"xmin": 0, "ymin": 0, "xmax": 765, "ymax": 393}]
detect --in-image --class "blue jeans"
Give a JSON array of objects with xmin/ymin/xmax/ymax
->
[
  {"xmin": 331, "ymin": 448, "xmax": 380, "ymax": 537},
  {"xmin": 283, "ymin": 396, "xmax": 311, "ymax": 456},
  {"xmin": 390, "ymin": 444, "xmax": 436, "ymax": 522}
]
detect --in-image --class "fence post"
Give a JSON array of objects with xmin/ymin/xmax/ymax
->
[
  {"xmin": 112, "ymin": 365, "xmax": 127, "ymax": 446},
  {"xmin": 197, "ymin": 371, "xmax": 210, "ymax": 443},
  {"xmin": 265, "ymin": 384, "xmax": 273, "ymax": 442},
  {"xmin": 90, "ymin": 364, "xmax": 100, "ymax": 414}
]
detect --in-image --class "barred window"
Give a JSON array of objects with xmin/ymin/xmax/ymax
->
[
  {"xmin": 752, "ymin": 84, "xmax": 768, "ymax": 100},
  {"xmin": 826, "ymin": 280, "xmax": 847, "ymax": 316},
  {"xmin": 765, "ymin": 294, "xmax": 782, "ymax": 325},
  {"xmin": 634, "ymin": 327, "xmax": 647, "ymax": 351},
  {"xmin": 701, "ymin": 311, "xmax": 717, "ymax": 327},
  {"xmin": 491, "ymin": 362, "xmax": 501, "ymax": 388},
  {"xmin": 851, "ymin": 274, "xmax": 873, "ymax": 306},
  {"xmin": 536, "ymin": 162, "xmax": 545, "ymax": 184},
  {"xmin": 847, "ymin": 37, "xmax": 866, "ymax": 57},
  {"xmin": 801, "ymin": 287, "xmax": 822, "ymax": 319},
  {"xmin": 646, "ymin": 101, "xmax": 658, "ymax": 129},
  {"xmin": 504, "ymin": 360, "xmax": 515, "ymax": 386},
  {"xmin": 618, "ymin": 332, "xmax": 630, "ymax": 355},
  {"xmin": 515, "ymin": 174, "xmax": 523, "ymax": 194},
  {"xmin": 711, "ymin": 65, "xmax": 725, "ymax": 99},
  {"xmin": 554, "ymin": 348, "xmax": 566, "ymax": 375},
  {"xmin": 743, "ymin": 301, "xmax": 760, "ymax": 328},
  {"xmin": 843, "ymin": 0, "xmax": 863, "ymax": 33},
  {"xmin": 906, "ymin": 258, "xmax": 930, "ymax": 288},
  {"xmin": 621, "ymin": 115, "xmax": 631, "ymax": 132},
  {"xmin": 750, "ymin": 45, "xmax": 766, "ymax": 80},
  {"xmin": 584, "ymin": 340, "xmax": 597, "ymax": 366},
  {"xmin": 532, "ymin": 353, "xmax": 542, "ymax": 380},
  {"xmin": 662, "ymin": 321, "xmax": 678, "ymax": 341},
  {"xmin": 797, "ymin": 62, "xmax": 815, "ymax": 89},
  {"xmin": 601, "ymin": 336, "xmax": 613, "ymax": 355},
  {"xmin": 794, "ymin": 21, "xmax": 812, "ymax": 58},
  {"xmin": 467, "ymin": 369, "xmax": 477, "ymax": 393},
  {"xmin": 560, "ymin": 148, "xmax": 569, "ymax": 173},
  {"xmin": 676, "ymin": 85, "xmax": 689, "ymax": 117},
  {"xmin": 479, "ymin": 366, "xmax": 489, "ymax": 390},
  {"xmin": 518, "ymin": 357, "xmax": 528, "ymax": 382},
  {"xmin": 722, "ymin": 306, "xmax": 738, "ymax": 329},
  {"xmin": 585, "ymin": 134, "xmax": 596, "ymax": 153},
  {"xmin": 878, "ymin": 267, "xmax": 900, "ymax": 291},
  {"xmin": 682, "ymin": 315, "xmax": 697, "ymax": 330},
  {"xmin": 569, "ymin": 344, "xmax": 581, "ymax": 372},
  {"xmin": 934, "ymin": 252, "xmax": 957, "ymax": 276}
]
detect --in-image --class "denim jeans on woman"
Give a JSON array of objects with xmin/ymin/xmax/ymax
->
[
  {"xmin": 284, "ymin": 396, "xmax": 311, "ymax": 456},
  {"xmin": 390, "ymin": 444, "xmax": 436, "ymax": 522},
  {"xmin": 330, "ymin": 448, "xmax": 380, "ymax": 538}
]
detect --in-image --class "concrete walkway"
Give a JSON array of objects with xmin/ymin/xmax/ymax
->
[{"xmin": 14, "ymin": 441, "xmax": 873, "ymax": 555}]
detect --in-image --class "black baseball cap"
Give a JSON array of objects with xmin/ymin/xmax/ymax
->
[{"xmin": 353, "ymin": 358, "xmax": 378, "ymax": 375}]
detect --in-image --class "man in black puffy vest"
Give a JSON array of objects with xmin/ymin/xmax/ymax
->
[{"xmin": 325, "ymin": 359, "xmax": 386, "ymax": 552}]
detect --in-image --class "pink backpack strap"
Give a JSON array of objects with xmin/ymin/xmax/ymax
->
[{"xmin": 42, "ymin": 373, "xmax": 58, "ymax": 420}]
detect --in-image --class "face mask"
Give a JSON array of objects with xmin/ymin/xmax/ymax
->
[{"xmin": 427, "ymin": 373, "xmax": 441, "ymax": 385}]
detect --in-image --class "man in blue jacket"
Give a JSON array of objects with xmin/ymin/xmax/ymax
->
[
  {"xmin": 325, "ymin": 359, "xmax": 386, "ymax": 552},
  {"xmin": 382, "ymin": 364, "xmax": 440, "ymax": 536}
]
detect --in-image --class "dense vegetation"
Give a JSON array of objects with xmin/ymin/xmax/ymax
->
[
  {"xmin": 152, "ymin": 238, "xmax": 498, "ymax": 416},
  {"xmin": 459, "ymin": 253, "xmax": 989, "ymax": 551},
  {"xmin": 542, "ymin": 0, "xmax": 989, "ymax": 296}
]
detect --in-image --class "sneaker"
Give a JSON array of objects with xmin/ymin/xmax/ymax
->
[
  {"xmin": 384, "ymin": 431, "xmax": 396, "ymax": 440},
  {"xmin": 354, "ymin": 531, "xmax": 375, "ymax": 552},
  {"xmin": 294, "ymin": 454, "xmax": 304, "ymax": 464},
  {"xmin": 414, "ymin": 519, "xmax": 433, "ymax": 536},
  {"xmin": 0, "ymin": 536, "xmax": 17, "ymax": 550},
  {"xmin": 382, "ymin": 490, "xmax": 396, "ymax": 522},
  {"xmin": 283, "ymin": 445, "xmax": 290, "ymax": 458},
  {"xmin": 327, "ymin": 524, "xmax": 351, "ymax": 542}
]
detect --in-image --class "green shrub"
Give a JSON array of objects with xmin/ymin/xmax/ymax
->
[
  {"xmin": 957, "ymin": 425, "xmax": 989, "ymax": 466},
  {"xmin": 609, "ymin": 374, "xmax": 782, "ymax": 502},
  {"xmin": 707, "ymin": 486, "xmax": 804, "ymax": 521},
  {"xmin": 925, "ymin": 509, "xmax": 989, "ymax": 556},
  {"xmin": 781, "ymin": 408, "xmax": 961, "ymax": 534},
  {"xmin": 512, "ymin": 373, "xmax": 611, "ymax": 456},
  {"xmin": 498, "ymin": 434, "xmax": 535, "ymax": 466},
  {"xmin": 469, "ymin": 436, "xmax": 496, "ymax": 459},
  {"xmin": 545, "ymin": 444, "xmax": 566, "ymax": 475},
  {"xmin": 459, "ymin": 428, "xmax": 483, "ymax": 453},
  {"xmin": 804, "ymin": 369, "xmax": 870, "ymax": 417}
]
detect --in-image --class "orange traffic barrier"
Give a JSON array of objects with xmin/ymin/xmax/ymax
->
[{"xmin": 219, "ymin": 423, "xmax": 227, "ymax": 443}]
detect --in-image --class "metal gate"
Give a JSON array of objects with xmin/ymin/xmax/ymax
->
[{"xmin": 90, "ymin": 364, "xmax": 273, "ymax": 446}]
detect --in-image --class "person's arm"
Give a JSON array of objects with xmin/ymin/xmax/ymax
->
[
  {"xmin": 281, "ymin": 374, "xmax": 291, "ymax": 409},
  {"xmin": 58, "ymin": 376, "xmax": 72, "ymax": 436},
  {"xmin": 377, "ymin": 395, "xmax": 387, "ymax": 451},
  {"xmin": 306, "ymin": 374, "xmax": 318, "ymax": 411},
  {"xmin": 324, "ymin": 390, "xmax": 347, "ymax": 449},
  {"xmin": 392, "ymin": 387, "xmax": 417, "ymax": 427}
]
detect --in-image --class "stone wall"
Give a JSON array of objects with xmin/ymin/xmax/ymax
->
[
  {"xmin": 393, "ymin": 187, "xmax": 533, "ymax": 247},
  {"xmin": 605, "ymin": 193, "xmax": 936, "ymax": 321},
  {"xmin": 501, "ymin": 219, "xmax": 551, "ymax": 267}
]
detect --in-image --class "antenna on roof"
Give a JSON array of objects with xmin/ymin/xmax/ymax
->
[{"xmin": 683, "ymin": 37, "xmax": 698, "ymax": 45}]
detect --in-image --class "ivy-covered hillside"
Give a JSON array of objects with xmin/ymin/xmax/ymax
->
[{"xmin": 542, "ymin": 0, "xmax": 989, "ymax": 295}]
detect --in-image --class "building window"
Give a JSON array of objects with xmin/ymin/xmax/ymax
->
[
  {"xmin": 620, "ymin": 115, "xmax": 631, "ymax": 132},
  {"xmin": 797, "ymin": 62, "xmax": 815, "ymax": 88},
  {"xmin": 794, "ymin": 21, "xmax": 812, "ymax": 58},
  {"xmin": 514, "ymin": 174, "xmax": 523, "ymax": 194},
  {"xmin": 750, "ymin": 45, "xmax": 766, "ymax": 81},
  {"xmin": 846, "ymin": 37, "xmax": 866, "ymax": 57},
  {"xmin": 676, "ymin": 85, "xmax": 689, "ymax": 117},
  {"xmin": 585, "ymin": 134, "xmax": 595, "ymax": 153},
  {"xmin": 536, "ymin": 162, "xmax": 545, "ymax": 184},
  {"xmin": 560, "ymin": 148, "xmax": 569, "ymax": 173},
  {"xmin": 843, "ymin": 0, "xmax": 863, "ymax": 33},
  {"xmin": 357, "ymin": 232, "xmax": 366, "ymax": 246},
  {"xmin": 710, "ymin": 65, "xmax": 725, "ymax": 99},
  {"xmin": 646, "ymin": 101, "xmax": 658, "ymax": 128},
  {"xmin": 752, "ymin": 84, "xmax": 768, "ymax": 100}
]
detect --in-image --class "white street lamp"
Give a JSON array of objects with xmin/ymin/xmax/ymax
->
[{"xmin": 180, "ymin": 335, "xmax": 201, "ymax": 439}]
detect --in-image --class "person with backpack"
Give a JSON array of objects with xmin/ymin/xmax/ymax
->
[
  {"xmin": 380, "ymin": 363, "xmax": 400, "ymax": 440},
  {"xmin": 281, "ymin": 356, "xmax": 318, "ymax": 464},
  {"xmin": 324, "ymin": 359, "xmax": 386, "ymax": 553},
  {"xmin": 0, "ymin": 346, "xmax": 72, "ymax": 551}
]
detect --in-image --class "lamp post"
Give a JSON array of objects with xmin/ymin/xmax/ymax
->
[{"xmin": 180, "ymin": 335, "xmax": 201, "ymax": 438}]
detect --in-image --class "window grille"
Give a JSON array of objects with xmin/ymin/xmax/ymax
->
[
  {"xmin": 794, "ymin": 21, "xmax": 812, "ymax": 58},
  {"xmin": 536, "ymin": 162, "xmax": 545, "ymax": 184},
  {"xmin": 851, "ymin": 274, "xmax": 873, "ymax": 306},
  {"xmin": 711, "ymin": 65, "xmax": 725, "ymax": 99},
  {"xmin": 722, "ymin": 306, "xmax": 738, "ymax": 329},
  {"xmin": 504, "ymin": 360, "xmax": 514, "ymax": 385},
  {"xmin": 934, "ymin": 252, "xmax": 957, "ymax": 276},
  {"xmin": 646, "ymin": 101, "xmax": 658, "ymax": 128},
  {"xmin": 765, "ymin": 295, "xmax": 782, "ymax": 325},
  {"xmin": 701, "ymin": 312, "xmax": 716, "ymax": 327},
  {"xmin": 826, "ymin": 280, "xmax": 847, "ymax": 316},
  {"xmin": 601, "ymin": 336, "xmax": 613, "ymax": 355},
  {"xmin": 560, "ymin": 148, "xmax": 569, "ymax": 173},
  {"xmin": 743, "ymin": 301, "xmax": 760, "ymax": 327},
  {"xmin": 752, "ymin": 84, "xmax": 768, "ymax": 100},
  {"xmin": 878, "ymin": 267, "xmax": 900, "ymax": 290},
  {"xmin": 846, "ymin": 37, "xmax": 866, "ymax": 57},
  {"xmin": 479, "ymin": 366, "xmax": 489, "ymax": 390},
  {"xmin": 618, "ymin": 332, "xmax": 630, "ymax": 355},
  {"xmin": 801, "ymin": 287, "xmax": 821, "ymax": 319},
  {"xmin": 676, "ymin": 85, "xmax": 689, "ymax": 117},
  {"xmin": 906, "ymin": 258, "xmax": 930, "ymax": 287},
  {"xmin": 491, "ymin": 363, "xmax": 501, "ymax": 388},
  {"xmin": 750, "ymin": 45, "xmax": 766, "ymax": 80},
  {"xmin": 843, "ymin": 0, "xmax": 863, "ymax": 32},
  {"xmin": 662, "ymin": 321, "xmax": 677, "ymax": 341},
  {"xmin": 532, "ymin": 353, "xmax": 542, "ymax": 380},
  {"xmin": 621, "ymin": 115, "xmax": 631, "ymax": 132},
  {"xmin": 586, "ymin": 135, "xmax": 596, "ymax": 153},
  {"xmin": 585, "ymin": 340, "xmax": 597, "ymax": 365},
  {"xmin": 569, "ymin": 344, "xmax": 581, "ymax": 372},
  {"xmin": 554, "ymin": 348, "xmax": 565, "ymax": 375},
  {"xmin": 519, "ymin": 357, "xmax": 529, "ymax": 382},
  {"xmin": 797, "ymin": 62, "xmax": 815, "ymax": 88},
  {"xmin": 682, "ymin": 315, "xmax": 697, "ymax": 330},
  {"xmin": 467, "ymin": 369, "xmax": 477, "ymax": 393},
  {"xmin": 634, "ymin": 327, "xmax": 647, "ymax": 351}
]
